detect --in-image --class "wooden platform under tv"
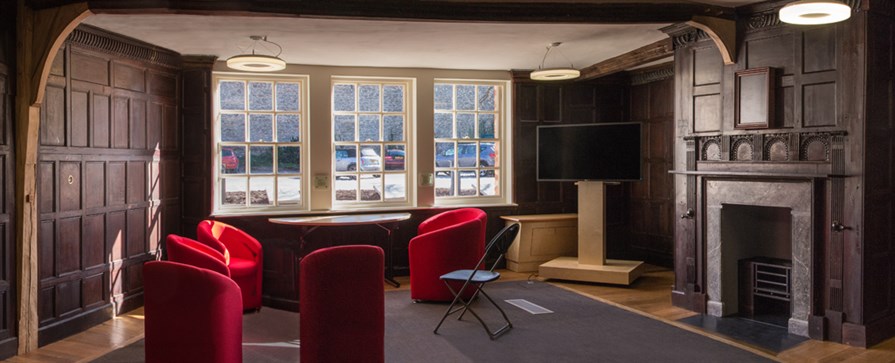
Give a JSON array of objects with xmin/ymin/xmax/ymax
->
[{"xmin": 538, "ymin": 181, "xmax": 646, "ymax": 285}]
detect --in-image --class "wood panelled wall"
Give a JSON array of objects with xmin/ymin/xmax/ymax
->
[
  {"xmin": 180, "ymin": 57, "xmax": 215, "ymax": 240},
  {"xmin": 862, "ymin": 0, "xmax": 895, "ymax": 346},
  {"xmin": 0, "ymin": 0, "xmax": 17, "ymax": 357},
  {"xmin": 36, "ymin": 26, "xmax": 180, "ymax": 346},
  {"xmin": 668, "ymin": 0, "xmax": 895, "ymax": 346},
  {"xmin": 512, "ymin": 73, "xmax": 651, "ymax": 262},
  {"xmin": 627, "ymin": 65, "xmax": 675, "ymax": 267}
]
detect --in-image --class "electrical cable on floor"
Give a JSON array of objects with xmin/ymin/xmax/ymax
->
[{"xmin": 527, "ymin": 272, "xmax": 538, "ymax": 284}]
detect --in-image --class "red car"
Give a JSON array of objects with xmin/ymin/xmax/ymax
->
[
  {"xmin": 221, "ymin": 147, "xmax": 239, "ymax": 172},
  {"xmin": 385, "ymin": 149, "xmax": 405, "ymax": 170}
]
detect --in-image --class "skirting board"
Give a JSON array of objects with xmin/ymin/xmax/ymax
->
[{"xmin": 539, "ymin": 257, "xmax": 645, "ymax": 285}]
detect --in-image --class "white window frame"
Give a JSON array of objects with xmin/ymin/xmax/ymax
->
[
  {"xmin": 433, "ymin": 79, "xmax": 509, "ymax": 206},
  {"xmin": 212, "ymin": 72, "xmax": 310, "ymax": 215},
  {"xmin": 331, "ymin": 77, "xmax": 415, "ymax": 209}
]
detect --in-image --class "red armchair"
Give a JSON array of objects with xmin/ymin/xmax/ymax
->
[
  {"xmin": 197, "ymin": 220, "xmax": 264, "ymax": 310},
  {"xmin": 300, "ymin": 245, "xmax": 384, "ymax": 363},
  {"xmin": 144, "ymin": 261, "xmax": 243, "ymax": 363},
  {"xmin": 166, "ymin": 234, "xmax": 230, "ymax": 277},
  {"xmin": 408, "ymin": 208, "xmax": 487, "ymax": 301}
]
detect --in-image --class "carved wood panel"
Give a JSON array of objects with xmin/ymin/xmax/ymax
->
[{"xmin": 35, "ymin": 26, "xmax": 180, "ymax": 346}]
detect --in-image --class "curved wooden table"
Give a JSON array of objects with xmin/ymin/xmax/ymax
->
[{"xmin": 269, "ymin": 212, "xmax": 412, "ymax": 287}]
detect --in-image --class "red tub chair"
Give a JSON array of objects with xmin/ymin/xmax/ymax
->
[
  {"xmin": 197, "ymin": 220, "xmax": 263, "ymax": 310},
  {"xmin": 165, "ymin": 234, "xmax": 230, "ymax": 277},
  {"xmin": 408, "ymin": 208, "xmax": 487, "ymax": 301},
  {"xmin": 300, "ymin": 245, "xmax": 385, "ymax": 363},
  {"xmin": 144, "ymin": 261, "xmax": 243, "ymax": 363}
]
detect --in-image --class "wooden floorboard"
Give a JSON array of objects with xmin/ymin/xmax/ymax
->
[{"xmin": 7, "ymin": 265, "xmax": 895, "ymax": 362}]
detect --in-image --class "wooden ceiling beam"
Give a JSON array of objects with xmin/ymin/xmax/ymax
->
[
  {"xmin": 577, "ymin": 37, "xmax": 673, "ymax": 81},
  {"xmin": 26, "ymin": 0, "xmax": 735, "ymax": 24}
]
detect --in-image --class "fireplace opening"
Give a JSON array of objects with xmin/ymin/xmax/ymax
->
[{"xmin": 720, "ymin": 203, "xmax": 792, "ymax": 327}]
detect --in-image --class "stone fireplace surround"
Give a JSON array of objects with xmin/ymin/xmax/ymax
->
[{"xmin": 704, "ymin": 178, "xmax": 814, "ymax": 337}]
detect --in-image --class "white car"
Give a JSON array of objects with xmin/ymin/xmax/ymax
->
[{"xmin": 335, "ymin": 147, "xmax": 382, "ymax": 172}]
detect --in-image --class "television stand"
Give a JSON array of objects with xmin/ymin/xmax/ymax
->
[{"xmin": 538, "ymin": 181, "xmax": 646, "ymax": 285}]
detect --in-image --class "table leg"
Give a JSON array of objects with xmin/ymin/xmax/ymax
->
[{"xmin": 377, "ymin": 223, "xmax": 400, "ymax": 288}]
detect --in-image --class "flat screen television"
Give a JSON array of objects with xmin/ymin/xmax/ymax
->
[{"xmin": 537, "ymin": 122, "xmax": 642, "ymax": 181}]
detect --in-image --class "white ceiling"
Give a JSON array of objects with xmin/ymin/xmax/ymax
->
[{"xmin": 83, "ymin": 14, "xmax": 673, "ymax": 71}]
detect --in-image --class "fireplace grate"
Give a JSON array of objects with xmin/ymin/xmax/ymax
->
[{"xmin": 752, "ymin": 261, "xmax": 791, "ymax": 301}]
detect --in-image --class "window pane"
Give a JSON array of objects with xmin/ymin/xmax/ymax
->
[
  {"xmin": 358, "ymin": 85, "xmax": 380, "ymax": 112},
  {"xmin": 434, "ymin": 113, "xmax": 453, "ymax": 138},
  {"xmin": 480, "ymin": 169, "xmax": 498, "ymax": 196},
  {"xmin": 248, "ymin": 82, "xmax": 273, "ymax": 111},
  {"xmin": 276, "ymin": 114, "xmax": 300, "ymax": 142},
  {"xmin": 478, "ymin": 113, "xmax": 495, "ymax": 139},
  {"xmin": 335, "ymin": 175, "xmax": 357, "ymax": 200},
  {"xmin": 277, "ymin": 176, "xmax": 301, "ymax": 205},
  {"xmin": 435, "ymin": 142, "xmax": 455, "ymax": 167},
  {"xmin": 435, "ymin": 171, "xmax": 454, "ymax": 197},
  {"xmin": 360, "ymin": 145, "xmax": 382, "ymax": 172},
  {"xmin": 359, "ymin": 114, "xmax": 380, "ymax": 142},
  {"xmin": 334, "ymin": 145, "xmax": 357, "ymax": 172},
  {"xmin": 250, "ymin": 146, "xmax": 274, "ymax": 174},
  {"xmin": 456, "ymin": 113, "xmax": 475, "ymax": 139},
  {"xmin": 221, "ymin": 114, "xmax": 245, "ymax": 142},
  {"xmin": 383, "ymin": 115, "xmax": 404, "ymax": 142},
  {"xmin": 383, "ymin": 85, "xmax": 404, "ymax": 112},
  {"xmin": 434, "ymin": 84, "xmax": 453, "ymax": 110},
  {"xmin": 360, "ymin": 174, "xmax": 382, "ymax": 201},
  {"xmin": 222, "ymin": 177, "xmax": 247, "ymax": 206},
  {"xmin": 384, "ymin": 173, "xmax": 405, "ymax": 200},
  {"xmin": 220, "ymin": 81, "xmax": 245, "ymax": 110},
  {"xmin": 276, "ymin": 82, "xmax": 300, "ymax": 111},
  {"xmin": 277, "ymin": 146, "xmax": 300, "ymax": 173},
  {"xmin": 220, "ymin": 146, "xmax": 245, "ymax": 174},
  {"xmin": 456, "ymin": 85, "xmax": 475, "ymax": 110},
  {"xmin": 249, "ymin": 177, "xmax": 274, "ymax": 206},
  {"xmin": 249, "ymin": 114, "xmax": 273, "ymax": 142},
  {"xmin": 333, "ymin": 84, "xmax": 356, "ymax": 112},
  {"xmin": 385, "ymin": 145, "xmax": 405, "ymax": 171},
  {"xmin": 457, "ymin": 142, "xmax": 477, "ymax": 167},
  {"xmin": 459, "ymin": 170, "xmax": 477, "ymax": 196},
  {"xmin": 481, "ymin": 142, "xmax": 498, "ymax": 167},
  {"xmin": 477, "ymin": 85, "xmax": 495, "ymax": 111},
  {"xmin": 333, "ymin": 115, "xmax": 356, "ymax": 142}
]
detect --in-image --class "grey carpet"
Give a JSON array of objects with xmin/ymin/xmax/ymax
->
[{"xmin": 94, "ymin": 280, "xmax": 773, "ymax": 363}]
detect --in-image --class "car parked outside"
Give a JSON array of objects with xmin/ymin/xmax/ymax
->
[
  {"xmin": 335, "ymin": 147, "xmax": 382, "ymax": 172},
  {"xmin": 221, "ymin": 147, "xmax": 239, "ymax": 173},
  {"xmin": 436, "ymin": 143, "xmax": 496, "ymax": 168},
  {"xmin": 384, "ymin": 149, "xmax": 405, "ymax": 170}
]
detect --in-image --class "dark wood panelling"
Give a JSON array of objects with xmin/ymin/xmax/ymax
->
[
  {"xmin": 0, "ymin": 37, "xmax": 15, "ymax": 356},
  {"xmin": 36, "ymin": 26, "xmax": 180, "ymax": 346},
  {"xmin": 668, "ymin": 1, "xmax": 895, "ymax": 346},
  {"xmin": 628, "ymin": 68, "xmax": 674, "ymax": 267},
  {"xmin": 179, "ymin": 58, "xmax": 214, "ymax": 237}
]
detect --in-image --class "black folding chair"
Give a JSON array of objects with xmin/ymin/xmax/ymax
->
[{"xmin": 433, "ymin": 223, "xmax": 521, "ymax": 340}]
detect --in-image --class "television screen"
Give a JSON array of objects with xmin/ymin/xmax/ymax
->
[{"xmin": 537, "ymin": 122, "xmax": 642, "ymax": 181}]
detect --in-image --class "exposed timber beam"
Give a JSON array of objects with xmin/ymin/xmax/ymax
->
[
  {"xmin": 25, "ymin": 0, "xmax": 736, "ymax": 24},
  {"xmin": 578, "ymin": 38, "xmax": 674, "ymax": 81}
]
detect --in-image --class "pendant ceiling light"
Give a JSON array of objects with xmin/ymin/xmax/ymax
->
[
  {"xmin": 226, "ymin": 35, "xmax": 287, "ymax": 72},
  {"xmin": 778, "ymin": 0, "xmax": 851, "ymax": 25},
  {"xmin": 530, "ymin": 42, "xmax": 580, "ymax": 81}
]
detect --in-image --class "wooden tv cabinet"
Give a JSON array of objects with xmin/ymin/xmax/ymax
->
[{"xmin": 501, "ymin": 214, "xmax": 578, "ymax": 272}]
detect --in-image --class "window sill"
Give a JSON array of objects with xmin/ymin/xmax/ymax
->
[{"xmin": 211, "ymin": 203, "xmax": 519, "ymax": 218}]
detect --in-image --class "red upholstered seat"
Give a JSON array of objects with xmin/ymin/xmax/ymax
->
[
  {"xmin": 197, "ymin": 220, "xmax": 264, "ymax": 310},
  {"xmin": 300, "ymin": 245, "xmax": 384, "ymax": 363},
  {"xmin": 408, "ymin": 208, "xmax": 487, "ymax": 301},
  {"xmin": 165, "ymin": 234, "xmax": 230, "ymax": 277},
  {"xmin": 144, "ymin": 261, "xmax": 243, "ymax": 363}
]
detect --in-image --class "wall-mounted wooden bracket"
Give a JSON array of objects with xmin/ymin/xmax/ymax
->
[{"xmin": 686, "ymin": 15, "xmax": 737, "ymax": 65}]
